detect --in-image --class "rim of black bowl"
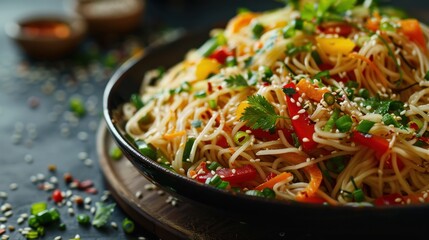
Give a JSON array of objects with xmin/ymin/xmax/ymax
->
[{"xmin": 103, "ymin": 27, "xmax": 429, "ymax": 230}]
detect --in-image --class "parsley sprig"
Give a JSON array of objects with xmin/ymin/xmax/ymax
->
[
  {"xmin": 225, "ymin": 74, "xmax": 249, "ymax": 88},
  {"xmin": 301, "ymin": 0, "xmax": 357, "ymax": 24},
  {"xmin": 240, "ymin": 95, "xmax": 286, "ymax": 131}
]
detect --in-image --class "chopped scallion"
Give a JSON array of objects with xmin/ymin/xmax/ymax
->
[
  {"xmin": 122, "ymin": 218, "xmax": 135, "ymax": 234},
  {"xmin": 356, "ymin": 120, "xmax": 375, "ymax": 134},
  {"xmin": 233, "ymin": 131, "xmax": 250, "ymax": 145},
  {"xmin": 207, "ymin": 161, "xmax": 220, "ymax": 171},
  {"xmin": 208, "ymin": 99, "xmax": 217, "ymax": 109},
  {"xmin": 182, "ymin": 137, "xmax": 196, "ymax": 162},
  {"xmin": 251, "ymin": 22, "xmax": 265, "ymax": 39},
  {"xmin": 335, "ymin": 115, "xmax": 353, "ymax": 133},
  {"xmin": 323, "ymin": 92, "xmax": 335, "ymax": 105}
]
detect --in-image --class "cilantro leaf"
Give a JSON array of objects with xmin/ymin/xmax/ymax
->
[
  {"xmin": 92, "ymin": 202, "xmax": 116, "ymax": 228},
  {"xmin": 225, "ymin": 75, "xmax": 249, "ymax": 88},
  {"xmin": 240, "ymin": 95, "xmax": 284, "ymax": 131}
]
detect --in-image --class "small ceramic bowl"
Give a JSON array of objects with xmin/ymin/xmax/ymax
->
[
  {"xmin": 70, "ymin": 0, "xmax": 145, "ymax": 36},
  {"xmin": 4, "ymin": 14, "xmax": 87, "ymax": 60}
]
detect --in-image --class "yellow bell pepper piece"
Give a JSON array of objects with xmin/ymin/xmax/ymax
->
[
  {"xmin": 316, "ymin": 37, "xmax": 356, "ymax": 55},
  {"xmin": 195, "ymin": 58, "xmax": 220, "ymax": 80},
  {"xmin": 236, "ymin": 100, "xmax": 249, "ymax": 120}
]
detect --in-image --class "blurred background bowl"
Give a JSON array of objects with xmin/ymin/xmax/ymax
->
[
  {"xmin": 70, "ymin": 0, "xmax": 145, "ymax": 37},
  {"xmin": 4, "ymin": 14, "xmax": 87, "ymax": 60}
]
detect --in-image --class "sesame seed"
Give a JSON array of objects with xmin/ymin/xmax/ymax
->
[
  {"xmin": 67, "ymin": 208, "xmax": 74, "ymax": 216},
  {"xmin": 54, "ymin": 236, "xmax": 62, "ymax": 240},
  {"xmin": 135, "ymin": 191, "xmax": 143, "ymax": 199},
  {"xmin": 9, "ymin": 183, "xmax": 18, "ymax": 191},
  {"xmin": 111, "ymin": 222, "xmax": 118, "ymax": 229},
  {"xmin": 302, "ymin": 137, "xmax": 310, "ymax": 142},
  {"xmin": 17, "ymin": 218, "xmax": 24, "ymax": 225},
  {"xmin": 292, "ymin": 115, "xmax": 299, "ymax": 120},
  {"xmin": 0, "ymin": 192, "xmax": 7, "ymax": 199}
]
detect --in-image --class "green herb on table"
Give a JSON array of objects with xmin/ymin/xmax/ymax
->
[
  {"xmin": 69, "ymin": 97, "xmax": 85, "ymax": 117},
  {"xmin": 109, "ymin": 146, "xmax": 123, "ymax": 160},
  {"xmin": 92, "ymin": 202, "xmax": 116, "ymax": 228},
  {"xmin": 122, "ymin": 217, "xmax": 135, "ymax": 234}
]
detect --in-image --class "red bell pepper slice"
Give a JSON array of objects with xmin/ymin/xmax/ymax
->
[
  {"xmin": 195, "ymin": 164, "xmax": 257, "ymax": 185},
  {"xmin": 350, "ymin": 131, "xmax": 404, "ymax": 170},
  {"xmin": 240, "ymin": 126, "xmax": 294, "ymax": 143},
  {"xmin": 216, "ymin": 135, "xmax": 229, "ymax": 148},
  {"xmin": 209, "ymin": 47, "xmax": 234, "ymax": 64},
  {"xmin": 350, "ymin": 131, "xmax": 389, "ymax": 155},
  {"xmin": 283, "ymin": 82, "xmax": 318, "ymax": 152}
]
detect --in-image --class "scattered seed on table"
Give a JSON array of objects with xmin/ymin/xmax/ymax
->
[
  {"xmin": 9, "ymin": 183, "xmax": 17, "ymax": 191},
  {"xmin": 0, "ymin": 192, "xmax": 7, "ymax": 199},
  {"xmin": 135, "ymin": 191, "xmax": 143, "ymax": 199},
  {"xmin": 0, "ymin": 218, "xmax": 6, "ymax": 223},
  {"xmin": 78, "ymin": 152, "xmax": 88, "ymax": 160},
  {"xmin": 7, "ymin": 226, "xmax": 13, "ymax": 232},
  {"xmin": 84, "ymin": 158, "xmax": 93, "ymax": 167},
  {"xmin": 17, "ymin": 217, "xmax": 24, "ymax": 224},
  {"xmin": 1, "ymin": 204, "xmax": 12, "ymax": 212},
  {"xmin": 48, "ymin": 165, "xmax": 57, "ymax": 172},
  {"xmin": 36, "ymin": 173, "xmax": 45, "ymax": 181},
  {"xmin": 4, "ymin": 211, "xmax": 12, "ymax": 218},
  {"xmin": 67, "ymin": 208, "xmax": 74, "ymax": 216},
  {"xmin": 84, "ymin": 197, "xmax": 91, "ymax": 205},
  {"xmin": 50, "ymin": 176, "xmax": 58, "ymax": 184},
  {"xmin": 77, "ymin": 131, "xmax": 88, "ymax": 141},
  {"xmin": 110, "ymin": 221, "xmax": 117, "ymax": 229},
  {"xmin": 24, "ymin": 154, "xmax": 33, "ymax": 164},
  {"xmin": 19, "ymin": 213, "xmax": 28, "ymax": 219},
  {"xmin": 54, "ymin": 236, "xmax": 62, "ymax": 240},
  {"xmin": 30, "ymin": 176, "xmax": 37, "ymax": 183}
]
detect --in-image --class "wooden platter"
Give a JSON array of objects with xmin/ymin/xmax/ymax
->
[{"xmin": 96, "ymin": 121, "xmax": 312, "ymax": 240}]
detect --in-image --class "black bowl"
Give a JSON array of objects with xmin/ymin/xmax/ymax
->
[{"xmin": 103, "ymin": 28, "xmax": 429, "ymax": 236}]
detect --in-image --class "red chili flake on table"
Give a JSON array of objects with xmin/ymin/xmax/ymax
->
[
  {"xmin": 74, "ymin": 195, "xmax": 84, "ymax": 206},
  {"xmin": 85, "ymin": 187, "xmax": 98, "ymax": 195},
  {"xmin": 0, "ymin": 228, "xmax": 5, "ymax": 235},
  {"xmin": 78, "ymin": 180, "xmax": 94, "ymax": 190},
  {"xmin": 63, "ymin": 172, "xmax": 73, "ymax": 183},
  {"xmin": 52, "ymin": 189, "xmax": 64, "ymax": 203}
]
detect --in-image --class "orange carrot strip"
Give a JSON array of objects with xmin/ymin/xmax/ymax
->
[
  {"xmin": 399, "ymin": 19, "xmax": 427, "ymax": 52},
  {"xmin": 255, "ymin": 172, "xmax": 292, "ymax": 191},
  {"xmin": 228, "ymin": 12, "xmax": 258, "ymax": 33},
  {"xmin": 163, "ymin": 130, "xmax": 186, "ymax": 140},
  {"xmin": 296, "ymin": 79, "xmax": 329, "ymax": 102},
  {"xmin": 279, "ymin": 153, "xmax": 323, "ymax": 201},
  {"xmin": 296, "ymin": 164, "xmax": 323, "ymax": 201}
]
